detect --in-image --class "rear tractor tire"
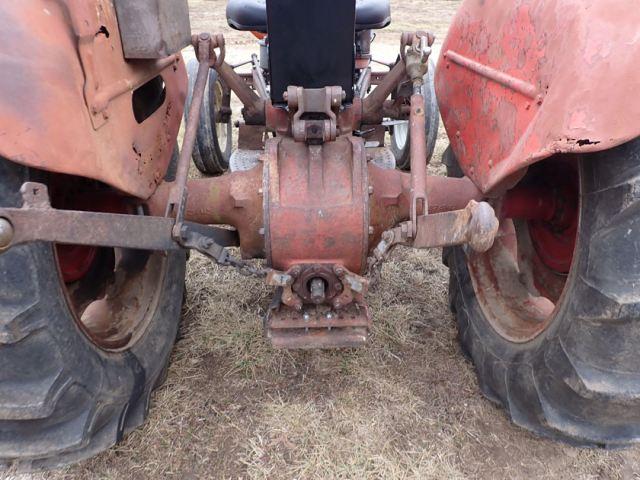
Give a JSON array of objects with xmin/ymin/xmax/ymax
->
[
  {"xmin": 444, "ymin": 139, "xmax": 640, "ymax": 446},
  {"xmin": 0, "ymin": 159, "xmax": 187, "ymax": 469}
]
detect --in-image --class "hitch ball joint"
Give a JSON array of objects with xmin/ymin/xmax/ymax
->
[{"xmin": 0, "ymin": 217, "xmax": 14, "ymax": 250}]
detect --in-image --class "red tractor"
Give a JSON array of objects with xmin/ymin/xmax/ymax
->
[{"xmin": 0, "ymin": 0, "xmax": 638, "ymax": 468}]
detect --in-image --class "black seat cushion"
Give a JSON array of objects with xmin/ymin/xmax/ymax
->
[{"xmin": 226, "ymin": 0, "xmax": 390, "ymax": 32}]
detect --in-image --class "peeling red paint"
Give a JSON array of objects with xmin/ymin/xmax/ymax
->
[
  {"xmin": 436, "ymin": 0, "xmax": 640, "ymax": 193},
  {"xmin": 0, "ymin": 1, "xmax": 186, "ymax": 199}
]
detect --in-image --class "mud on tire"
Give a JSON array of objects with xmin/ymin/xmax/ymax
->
[
  {"xmin": 444, "ymin": 139, "xmax": 640, "ymax": 446},
  {"xmin": 0, "ymin": 159, "xmax": 186, "ymax": 469}
]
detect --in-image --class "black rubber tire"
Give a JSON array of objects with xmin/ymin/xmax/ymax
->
[
  {"xmin": 390, "ymin": 58, "xmax": 439, "ymax": 171},
  {"xmin": 186, "ymin": 57, "xmax": 232, "ymax": 176},
  {"xmin": 444, "ymin": 139, "xmax": 640, "ymax": 446},
  {"xmin": 0, "ymin": 159, "xmax": 187, "ymax": 469}
]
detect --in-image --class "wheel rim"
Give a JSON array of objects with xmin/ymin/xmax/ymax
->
[
  {"xmin": 52, "ymin": 182, "xmax": 168, "ymax": 352},
  {"xmin": 213, "ymin": 81, "xmax": 230, "ymax": 154},
  {"xmin": 466, "ymin": 159, "xmax": 580, "ymax": 343},
  {"xmin": 393, "ymin": 121, "xmax": 409, "ymax": 150}
]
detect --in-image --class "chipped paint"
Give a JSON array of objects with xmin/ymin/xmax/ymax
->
[{"xmin": 436, "ymin": 0, "xmax": 640, "ymax": 194}]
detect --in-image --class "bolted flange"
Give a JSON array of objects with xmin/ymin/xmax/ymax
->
[{"xmin": 0, "ymin": 217, "xmax": 14, "ymax": 250}]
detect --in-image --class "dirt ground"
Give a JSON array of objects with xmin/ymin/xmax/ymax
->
[{"xmin": 10, "ymin": 0, "xmax": 640, "ymax": 479}]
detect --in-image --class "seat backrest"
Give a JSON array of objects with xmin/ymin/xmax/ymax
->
[{"xmin": 266, "ymin": 0, "xmax": 356, "ymax": 105}]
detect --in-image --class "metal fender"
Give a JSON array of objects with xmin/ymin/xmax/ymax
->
[
  {"xmin": 435, "ymin": 0, "xmax": 640, "ymax": 193},
  {"xmin": 0, "ymin": 1, "xmax": 187, "ymax": 199}
]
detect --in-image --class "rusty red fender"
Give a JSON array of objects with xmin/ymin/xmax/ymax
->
[
  {"xmin": 0, "ymin": 1, "xmax": 187, "ymax": 199},
  {"xmin": 436, "ymin": 0, "xmax": 640, "ymax": 194}
]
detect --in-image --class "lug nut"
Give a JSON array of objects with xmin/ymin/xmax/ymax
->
[{"xmin": 0, "ymin": 218, "xmax": 14, "ymax": 249}]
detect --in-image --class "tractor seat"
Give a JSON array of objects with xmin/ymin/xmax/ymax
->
[{"xmin": 226, "ymin": 0, "xmax": 391, "ymax": 33}]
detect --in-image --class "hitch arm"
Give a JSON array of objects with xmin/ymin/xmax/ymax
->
[
  {"xmin": 387, "ymin": 201, "xmax": 500, "ymax": 253},
  {"xmin": 0, "ymin": 183, "xmax": 238, "ymax": 254}
]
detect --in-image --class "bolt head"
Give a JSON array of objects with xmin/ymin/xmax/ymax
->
[
  {"xmin": 0, "ymin": 218, "xmax": 14, "ymax": 249},
  {"xmin": 202, "ymin": 238, "xmax": 214, "ymax": 248},
  {"xmin": 303, "ymin": 312, "xmax": 310, "ymax": 322},
  {"xmin": 326, "ymin": 312, "xmax": 334, "ymax": 320}
]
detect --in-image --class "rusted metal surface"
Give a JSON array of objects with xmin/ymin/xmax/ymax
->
[
  {"xmin": 264, "ymin": 136, "xmax": 369, "ymax": 273},
  {"xmin": 149, "ymin": 163, "xmax": 484, "ymax": 264},
  {"xmin": 148, "ymin": 165, "xmax": 264, "ymax": 258},
  {"xmin": 362, "ymin": 59, "xmax": 408, "ymax": 123},
  {"xmin": 266, "ymin": 302, "xmax": 370, "ymax": 349},
  {"xmin": 409, "ymin": 92, "xmax": 428, "ymax": 235},
  {"xmin": 114, "ymin": 0, "xmax": 191, "ymax": 59},
  {"xmin": 167, "ymin": 33, "xmax": 213, "ymax": 238},
  {"xmin": 266, "ymin": 308, "xmax": 371, "ymax": 349},
  {"xmin": 265, "ymin": 263, "xmax": 369, "ymax": 312},
  {"xmin": 409, "ymin": 201, "xmax": 499, "ymax": 253},
  {"xmin": 214, "ymin": 56, "xmax": 265, "ymax": 124},
  {"xmin": 0, "ymin": 182, "xmax": 238, "ymax": 254},
  {"xmin": 238, "ymin": 124, "xmax": 266, "ymax": 150},
  {"xmin": 436, "ymin": 0, "xmax": 640, "ymax": 193},
  {"xmin": 368, "ymin": 165, "xmax": 484, "ymax": 241},
  {"xmin": 263, "ymin": 261, "xmax": 370, "ymax": 349},
  {"xmin": 287, "ymin": 86, "xmax": 344, "ymax": 143},
  {"xmin": 0, "ymin": 1, "xmax": 186, "ymax": 198},
  {"xmin": 464, "ymin": 161, "xmax": 581, "ymax": 344},
  {"xmin": 467, "ymin": 220, "xmax": 557, "ymax": 343},
  {"xmin": 292, "ymin": 265, "xmax": 345, "ymax": 306}
]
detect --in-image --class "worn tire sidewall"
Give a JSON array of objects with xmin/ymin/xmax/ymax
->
[
  {"xmin": 0, "ymin": 159, "xmax": 186, "ymax": 462},
  {"xmin": 450, "ymin": 142, "xmax": 637, "ymax": 371}
]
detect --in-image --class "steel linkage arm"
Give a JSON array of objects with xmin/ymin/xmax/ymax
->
[
  {"xmin": 403, "ymin": 31, "xmax": 434, "ymax": 238},
  {"xmin": 361, "ymin": 59, "xmax": 408, "ymax": 124},
  {"xmin": 167, "ymin": 33, "xmax": 218, "ymax": 238},
  {"xmin": 0, "ymin": 182, "xmax": 238, "ymax": 254}
]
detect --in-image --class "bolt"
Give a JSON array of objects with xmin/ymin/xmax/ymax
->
[
  {"xmin": 326, "ymin": 312, "xmax": 334, "ymax": 320},
  {"xmin": 303, "ymin": 312, "xmax": 310, "ymax": 322},
  {"xmin": 0, "ymin": 218, "xmax": 14, "ymax": 249},
  {"xmin": 369, "ymin": 226, "xmax": 375, "ymax": 235},
  {"xmin": 258, "ymin": 188, "xmax": 263, "ymax": 195},
  {"xmin": 201, "ymin": 237, "xmax": 214, "ymax": 249},
  {"xmin": 258, "ymin": 227, "xmax": 265, "ymax": 236},
  {"xmin": 368, "ymin": 185, "xmax": 374, "ymax": 195}
]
